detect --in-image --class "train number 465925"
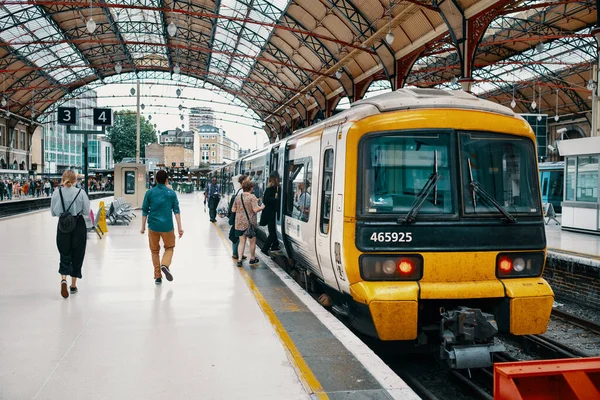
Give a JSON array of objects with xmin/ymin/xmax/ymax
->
[{"xmin": 369, "ymin": 232, "xmax": 413, "ymax": 243}]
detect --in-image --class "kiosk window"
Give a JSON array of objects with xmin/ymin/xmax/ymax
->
[{"xmin": 125, "ymin": 171, "xmax": 135, "ymax": 194}]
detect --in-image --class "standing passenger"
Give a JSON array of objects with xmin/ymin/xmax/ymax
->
[
  {"xmin": 229, "ymin": 175, "xmax": 248, "ymax": 260},
  {"xmin": 50, "ymin": 170, "xmax": 90, "ymax": 298},
  {"xmin": 232, "ymin": 180, "xmax": 264, "ymax": 267},
  {"xmin": 204, "ymin": 177, "xmax": 220, "ymax": 223},
  {"xmin": 140, "ymin": 170, "xmax": 184, "ymax": 285},
  {"xmin": 260, "ymin": 171, "xmax": 281, "ymax": 255}
]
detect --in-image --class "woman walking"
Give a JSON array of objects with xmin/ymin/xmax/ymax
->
[
  {"xmin": 260, "ymin": 171, "xmax": 281, "ymax": 255},
  {"xmin": 50, "ymin": 170, "xmax": 90, "ymax": 298},
  {"xmin": 231, "ymin": 179, "xmax": 264, "ymax": 267}
]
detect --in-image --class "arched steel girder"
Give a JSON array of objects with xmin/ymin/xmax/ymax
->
[
  {"xmin": 12, "ymin": 69, "xmax": 277, "ymax": 120},
  {"xmin": 36, "ymin": 71, "xmax": 266, "ymax": 121},
  {"xmin": 36, "ymin": 4, "xmax": 103, "ymax": 81},
  {"xmin": 160, "ymin": 0, "xmax": 175, "ymax": 71},
  {"xmin": 322, "ymin": 0, "xmax": 394, "ymax": 88},
  {"xmin": 203, "ymin": 0, "xmax": 220, "ymax": 78},
  {"xmin": 99, "ymin": 0, "xmax": 138, "ymax": 73}
]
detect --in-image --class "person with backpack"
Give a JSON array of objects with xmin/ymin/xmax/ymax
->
[
  {"xmin": 228, "ymin": 175, "xmax": 248, "ymax": 260},
  {"xmin": 50, "ymin": 170, "xmax": 90, "ymax": 299}
]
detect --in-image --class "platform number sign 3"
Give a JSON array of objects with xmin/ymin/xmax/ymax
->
[
  {"xmin": 93, "ymin": 108, "xmax": 112, "ymax": 126},
  {"xmin": 57, "ymin": 107, "xmax": 76, "ymax": 125}
]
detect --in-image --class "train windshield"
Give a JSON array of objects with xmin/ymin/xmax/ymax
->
[
  {"xmin": 360, "ymin": 132, "xmax": 455, "ymax": 216},
  {"xmin": 460, "ymin": 132, "xmax": 540, "ymax": 216}
]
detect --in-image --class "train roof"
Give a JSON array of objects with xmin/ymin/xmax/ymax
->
[{"xmin": 353, "ymin": 88, "xmax": 517, "ymax": 117}]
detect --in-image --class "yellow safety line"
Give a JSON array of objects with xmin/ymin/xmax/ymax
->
[{"xmin": 213, "ymin": 224, "xmax": 329, "ymax": 399}]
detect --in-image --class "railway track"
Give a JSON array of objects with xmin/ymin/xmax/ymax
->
[{"xmin": 551, "ymin": 308, "xmax": 600, "ymax": 335}]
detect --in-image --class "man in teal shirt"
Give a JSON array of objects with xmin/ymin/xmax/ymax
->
[{"xmin": 140, "ymin": 170, "xmax": 184, "ymax": 284}]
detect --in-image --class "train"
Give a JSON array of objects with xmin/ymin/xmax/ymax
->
[{"xmin": 209, "ymin": 89, "xmax": 554, "ymax": 369}]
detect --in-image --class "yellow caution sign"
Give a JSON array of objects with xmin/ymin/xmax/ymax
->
[{"xmin": 98, "ymin": 201, "xmax": 108, "ymax": 234}]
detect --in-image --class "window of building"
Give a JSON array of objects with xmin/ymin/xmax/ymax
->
[
  {"xmin": 575, "ymin": 156, "xmax": 599, "ymax": 202},
  {"xmin": 212, "ymin": 151, "xmax": 215, "ymax": 156},
  {"xmin": 19, "ymin": 130, "xmax": 25, "ymax": 149},
  {"xmin": 125, "ymin": 171, "xmax": 135, "ymax": 194}
]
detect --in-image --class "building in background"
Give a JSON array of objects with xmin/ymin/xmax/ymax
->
[
  {"xmin": 0, "ymin": 115, "xmax": 41, "ymax": 181},
  {"xmin": 43, "ymin": 90, "xmax": 113, "ymax": 177},
  {"xmin": 145, "ymin": 143, "xmax": 194, "ymax": 168},
  {"xmin": 159, "ymin": 129, "xmax": 194, "ymax": 149},
  {"xmin": 193, "ymin": 124, "xmax": 239, "ymax": 167},
  {"xmin": 189, "ymin": 107, "xmax": 215, "ymax": 131}
]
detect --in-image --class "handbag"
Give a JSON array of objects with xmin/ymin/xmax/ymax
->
[{"xmin": 240, "ymin": 194, "xmax": 257, "ymax": 238}]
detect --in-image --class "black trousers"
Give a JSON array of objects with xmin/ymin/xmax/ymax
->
[
  {"xmin": 208, "ymin": 197, "xmax": 218, "ymax": 221},
  {"xmin": 261, "ymin": 217, "xmax": 279, "ymax": 252},
  {"xmin": 56, "ymin": 216, "xmax": 87, "ymax": 279}
]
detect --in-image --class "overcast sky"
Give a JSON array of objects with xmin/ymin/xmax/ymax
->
[{"xmin": 94, "ymin": 80, "xmax": 269, "ymax": 151}]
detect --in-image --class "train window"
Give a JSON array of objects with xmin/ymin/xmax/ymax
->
[
  {"xmin": 360, "ymin": 133, "xmax": 454, "ymax": 216},
  {"xmin": 124, "ymin": 171, "xmax": 135, "ymax": 194},
  {"xmin": 320, "ymin": 149, "xmax": 334, "ymax": 234},
  {"xmin": 285, "ymin": 158, "xmax": 312, "ymax": 222},
  {"xmin": 460, "ymin": 132, "xmax": 540, "ymax": 215}
]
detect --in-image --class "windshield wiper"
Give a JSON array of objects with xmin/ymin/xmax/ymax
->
[
  {"xmin": 400, "ymin": 151, "xmax": 441, "ymax": 224},
  {"xmin": 467, "ymin": 159, "xmax": 517, "ymax": 223}
]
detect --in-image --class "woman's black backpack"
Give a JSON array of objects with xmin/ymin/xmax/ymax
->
[{"xmin": 58, "ymin": 188, "xmax": 81, "ymax": 233}]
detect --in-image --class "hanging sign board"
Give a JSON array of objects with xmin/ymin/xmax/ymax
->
[
  {"xmin": 93, "ymin": 108, "xmax": 112, "ymax": 126},
  {"xmin": 57, "ymin": 107, "xmax": 77, "ymax": 125}
]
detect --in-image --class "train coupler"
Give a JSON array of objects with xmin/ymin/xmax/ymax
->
[{"xmin": 439, "ymin": 307, "xmax": 505, "ymax": 369}]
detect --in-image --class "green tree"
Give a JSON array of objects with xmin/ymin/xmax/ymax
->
[{"xmin": 106, "ymin": 111, "xmax": 157, "ymax": 162}]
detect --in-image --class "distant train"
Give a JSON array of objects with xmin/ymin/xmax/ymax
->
[
  {"xmin": 539, "ymin": 161, "xmax": 564, "ymax": 213},
  {"xmin": 209, "ymin": 89, "xmax": 554, "ymax": 369}
]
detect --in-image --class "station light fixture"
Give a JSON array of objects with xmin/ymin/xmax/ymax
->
[
  {"xmin": 167, "ymin": 21, "xmax": 177, "ymax": 37},
  {"xmin": 86, "ymin": 17, "xmax": 97, "ymax": 34},
  {"xmin": 173, "ymin": 64, "xmax": 181, "ymax": 75},
  {"xmin": 141, "ymin": 103, "xmax": 145, "ymax": 110},
  {"xmin": 305, "ymin": 92, "xmax": 310, "ymax": 99},
  {"xmin": 451, "ymin": 76, "xmax": 458, "ymax": 84},
  {"xmin": 385, "ymin": 31, "xmax": 395, "ymax": 45},
  {"xmin": 535, "ymin": 41, "xmax": 545, "ymax": 53},
  {"xmin": 130, "ymin": 87, "xmax": 136, "ymax": 96},
  {"xmin": 335, "ymin": 70, "xmax": 342, "ymax": 79},
  {"xmin": 531, "ymin": 85, "xmax": 536, "ymax": 110},
  {"xmin": 115, "ymin": 62, "xmax": 122, "ymax": 74},
  {"xmin": 510, "ymin": 100, "xmax": 516, "ymax": 108},
  {"xmin": 176, "ymin": 88, "xmax": 182, "ymax": 97},
  {"xmin": 1, "ymin": 97, "xmax": 6, "ymax": 107}
]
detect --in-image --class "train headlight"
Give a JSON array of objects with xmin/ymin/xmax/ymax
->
[
  {"xmin": 360, "ymin": 255, "xmax": 423, "ymax": 281},
  {"xmin": 496, "ymin": 252, "xmax": 544, "ymax": 278}
]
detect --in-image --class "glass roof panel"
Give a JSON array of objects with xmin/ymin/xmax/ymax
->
[
  {"xmin": 0, "ymin": 3, "xmax": 95, "ymax": 84},
  {"xmin": 106, "ymin": 0, "xmax": 167, "ymax": 66},
  {"xmin": 471, "ymin": 29, "xmax": 595, "ymax": 96},
  {"xmin": 209, "ymin": 0, "xmax": 290, "ymax": 91}
]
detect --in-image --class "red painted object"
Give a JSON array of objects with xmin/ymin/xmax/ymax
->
[{"xmin": 494, "ymin": 358, "xmax": 600, "ymax": 399}]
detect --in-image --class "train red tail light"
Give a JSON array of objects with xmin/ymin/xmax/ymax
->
[
  {"xmin": 498, "ymin": 257, "xmax": 513, "ymax": 273},
  {"xmin": 496, "ymin": 252, "xmax": 544, "ymax": 278},
  {"xmin": 398, "ymin": 259, "xmax": 414, "ymax": 275},
  {"xmin": 360, "ymin": 255, "xmax": 423, "ymax": 281}
]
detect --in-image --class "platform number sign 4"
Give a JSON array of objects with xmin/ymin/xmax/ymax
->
[
  {"xmin": 93, "ymin": 108, "xmax": 112, "ymax": 126},
  {"xmin": 57, "ymin": 107, "xmax": 76, "ymax": 125}
]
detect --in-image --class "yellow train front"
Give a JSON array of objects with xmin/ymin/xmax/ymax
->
[{"xmin": 326, "ymin": 89, "xmax": 553, "ymax": 369}]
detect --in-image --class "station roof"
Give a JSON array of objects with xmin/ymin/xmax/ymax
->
[{"xmin": 0, "ymin": 0, "xmax": 596, "ymax": 134}]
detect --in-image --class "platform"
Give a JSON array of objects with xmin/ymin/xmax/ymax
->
[{"xmin": 0, "ymin": 193, "xmax": 417, "ymax": 400}]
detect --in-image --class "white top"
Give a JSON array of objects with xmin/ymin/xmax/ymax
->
[{"xmin": 50, "ymin": 186, "xmax": 90, "ymax": 217}]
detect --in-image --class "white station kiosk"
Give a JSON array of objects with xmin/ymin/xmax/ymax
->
[{"xmin": 114, "ymin": 163, "xmax": 147, "ymax": 208}]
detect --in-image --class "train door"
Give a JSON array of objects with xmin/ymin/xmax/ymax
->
[{"xmin": 315, "ymin": 126, "xmax": 341, "ymax": 291}]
